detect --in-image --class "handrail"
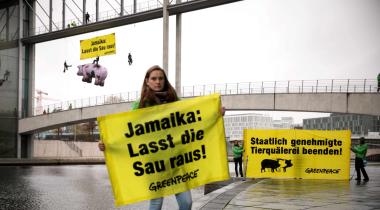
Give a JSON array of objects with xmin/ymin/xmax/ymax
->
[
  {"xmin": 30, "ymin": 0, "xmax": 180, "ymax": 36},
  {"xmin": 34, "ymin": 79, "xmax": 379, "ymax": 116}
]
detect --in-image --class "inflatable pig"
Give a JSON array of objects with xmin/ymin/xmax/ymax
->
[{"xmin": 77, "ymin": 63, "xmax": 108, "ymax": 86}]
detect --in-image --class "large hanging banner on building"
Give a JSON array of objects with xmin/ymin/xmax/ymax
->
[
  {"xmin": 243, "ymin": 129, "xmax": 351, "ymax": 180},
  {"xmin": 97, "ymin": 94, "xmax": 229, "ymax": 206},
  {"xmin": 80, "ymin": 33, "xmax": 116, "ymax": 60}
]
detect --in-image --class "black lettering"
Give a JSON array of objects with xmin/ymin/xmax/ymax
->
[
  {"xmin": 135, "ymin": 124, "xmax": 145, "ymax": 136},
  {"xmin": 128, "ymin": 143, "xmax": 139, "ymax": 157},
  {"xmin": 139, "ymin": 144, "xmax": 149, "ymax": 155},
  {"xmin": 158, "ymin": 139, "xmax": 168, "ymax": 150},
  {"xmin": 133, "ymin": 161, "xmax": 144, "ymax": 176},
  {"xmin": 149, "ymin": 141, "xmax": 158, "ymax": 153},
  {"xmin": 176, "ymin": 112, "xmax": 187, "ymax": 126},
  {"xmin": 193, "ymin": 149, "xmax": 201, "ymax": 161},
  {"xmin": 145, "ymin": 120, "xmax": 161, "ymax": 133},
  {"xmin": 124, "ymin": 122, "xmax": 134, "ymax": 138},
  {"xmin": 186, "ymin": 111, "xmax": 196, "ymax": 123},
  {"xmin": 161, "ymin": 117, "xmax": 171, "ymax": 129}
]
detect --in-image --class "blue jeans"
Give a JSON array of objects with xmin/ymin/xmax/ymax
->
[{"xmin": 149, "ymin": 190, "xmax": 192, "ymax": 210}]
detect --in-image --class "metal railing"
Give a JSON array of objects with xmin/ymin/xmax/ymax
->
[
  {"xmin": 34, "ymin": 79, "xmax": 378, "ymax": 116},
  {"xmin": 31, "ymin": 0, "xmax": 189, "ymax": 36}
]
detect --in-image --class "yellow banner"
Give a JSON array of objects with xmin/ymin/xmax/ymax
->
[
  {"xmin": 80, "ymin": 33, "xmax": 116, "ymax": 60},
  {"xmin": 243, "ymin": 130, "xmax": 351, "ymax": 180},
  {"xmin": 97, "ymin": 94, "xmax": 229, "ymax": 206}
]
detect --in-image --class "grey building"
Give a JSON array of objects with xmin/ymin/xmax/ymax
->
[
  {"xmin": 224, "ymin": 113, "xmax": 295, "ymax": 141},
  {"xmin": 303, "ymin": 114, "xmax": 380, "ymax": 135}
]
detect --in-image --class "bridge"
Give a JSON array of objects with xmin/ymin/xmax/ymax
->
[
  {"xmin": 2, "ymin": 0, "xmax": 379, "ymax": 159},
  {"xmin": 19, "ymin": 79, "xmax": 380, "ymax": 134}
]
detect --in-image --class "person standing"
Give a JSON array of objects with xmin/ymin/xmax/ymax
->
[
  {"xmin": 232, "ymin": 140, "xmax": 244, "ymax": 178},
  {"xmin": 85, "ymin": 12, "xmax": 90, "ymax": 24},
  {"xmin": 377, "ymin": 73, "xmax": 380, "ymax": 92},
  {"xmin": 351, "ymin": 137, "xmax": 369, "ymax": 182},
  {"xmin": 99, "ymin": 65, "xmax": 192, "ymax": 210}
]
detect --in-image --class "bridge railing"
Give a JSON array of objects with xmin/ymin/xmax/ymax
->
[
  {"xmin": 30, "ymin": 0, "xmax": 187, "ymax": 36},
  {"xmin": 35, "ymin": 79, "xmax": 378, "ymax": 116}
]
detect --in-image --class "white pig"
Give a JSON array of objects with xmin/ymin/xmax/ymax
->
[{"xmin": 77, "ymin": 63, "xmax": 108, "ymax": 86}]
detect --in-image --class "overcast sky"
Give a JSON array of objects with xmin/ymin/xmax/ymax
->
[{"xmin": 34, "ymin": 0, "xmax": 380, "ymax": 123}]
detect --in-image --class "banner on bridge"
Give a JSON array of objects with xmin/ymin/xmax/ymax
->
[
  {"xmin": 243, "ymin": 129, "xmax": 351, "ymax": 180},
  {"xmin": 80, "ymin": 33, "xmax": 116, "ymax": 60},
  {"xmin": 97, "ymin": 94, "xmax": 229, "ymax": 206}
]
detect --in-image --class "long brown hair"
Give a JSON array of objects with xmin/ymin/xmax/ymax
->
[{"xmin": 138, "ymin": 65, "xmax": 178, "ymax": 108}]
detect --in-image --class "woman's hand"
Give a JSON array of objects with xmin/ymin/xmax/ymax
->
[
  {"xmin": 220, "ymin": 106, "xmax": 226, "ymax": 116},
  {"xmin": 98, "ymin": 142, "xmax": 105, "ymax": 151}
]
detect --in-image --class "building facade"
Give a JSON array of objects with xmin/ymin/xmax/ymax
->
[
  {"xmin": 0, "ymin": 1, "xmax": 34, "ymax": 158},
  {"xmin": 303, "ymin": 114, "xmax": 380, "ymax": 135},
  {"xmin": 224, "ymin": 113, "xmax": 295, "ymax": 141}
]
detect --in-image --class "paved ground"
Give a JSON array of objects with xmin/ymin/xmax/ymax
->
[
  {"xmin": 195, "ymin": 162, "xmax": 380, "ymax": 210},
  {"xmin": 1, "ymin": 159, "xmax": 379, "ymax": 209}
]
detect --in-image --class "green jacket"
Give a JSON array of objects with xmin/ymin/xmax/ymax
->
[
  {"xmin": 131, "ymin": 100, "xmax": 140, "ymax": 110},
  {"xmin": 131, "ymin": 97, "xmax": 180, "ymax": 110},
  {"xmin": 352, "ymin": 143, "xmax": 368, "ymax": 159},
  {"xmin": 232, "ymin": 145, "xmax": 244, "ymax": 158}
]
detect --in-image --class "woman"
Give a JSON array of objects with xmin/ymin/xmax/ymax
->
[
  {"xmin": 99, "ymin": 65, "xmax": 191, "ymax": 210},
  {"xmin": 232, "ymin": 140, "xmax": 244, "ymax": 178}
]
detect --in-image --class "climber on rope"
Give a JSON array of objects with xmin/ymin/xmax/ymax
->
[
  {"xmin": 63, "ymin": 61, "xmax": 72, "ymax": 73},
  {"xmin": 128, "ymin": 53, "xmax": 133, "ymax": 65},
  {"xmin": 93, "ymin": 56, "xmax": 100, "ymax": 67}
]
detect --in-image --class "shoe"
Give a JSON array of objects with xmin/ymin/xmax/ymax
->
[{"xmin": 363, "ymin": 179, "xmax": 369, "ymax": 182}]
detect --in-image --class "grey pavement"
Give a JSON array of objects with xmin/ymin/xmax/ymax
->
[
  {"xmin": 1, "ymin": 159, "xmax": 379, "ymax": 209},
  {"xmin": 195, "ymin": 162, "xmax": 380, "ymax": 210}
]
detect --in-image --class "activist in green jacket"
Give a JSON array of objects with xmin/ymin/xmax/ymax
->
[
  {"xmin": 351, "ymin": 137, "xmax": 369, "ymax": 182},
  {"xmin": 232, "ymin": 140, "xmax": 244, "ymax": 177},
  {"xmin": 232, "ymin": 143, "xmax": 244, "ymax": 159}
]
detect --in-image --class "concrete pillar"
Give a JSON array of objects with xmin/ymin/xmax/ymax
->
[
  {"xmin": 83, "ymin": 0, "xmax": 86, "ymax": 24},
  {"xmin": 49, "ymin": 0, "xmax": 52, "ymax": 31},
  {"xmin": 163, "ymin": 0, "xmax": 169, "ymax": 75},
  {"xmin": 62, "ymin": 0, "xmax": 66, "ymax": 29},
  {"xmin": 175, "ymin": 0, "xmax": 182, "ymax": 96},
  {"xmin": 6, "ymin": 8, "xmax": 9, "ymax": 41},
  {"xmin": 121, "ymin": 0, "xmax": 124, "ymax": 16},
  {"xmin": 133, "ymin": 0, "xmax": 137, "ymax": 13},
  {"xmin": 96, "ymin": 0, "xmax": 99, "ymax": 22},
  {"xmin": 17, "ymin": 0, "xmax": 24, "ymax": 158}
]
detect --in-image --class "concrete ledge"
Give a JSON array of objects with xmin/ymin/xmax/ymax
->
[
  {"xmin": 0, "ymin": 158, "xmax": 105, "ymax": 166},
  {"xmin": 193, "ymin": 178, "xmax": 263, "ymax": 209}
]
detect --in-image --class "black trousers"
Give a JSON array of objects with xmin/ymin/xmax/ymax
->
[
  {"xmin": 234, "ymin": 156, "xmax": 243, "ymax": 177},
  {"xmin": 355, "ymin": 157, "xmax": 369, "ymax": 180}
]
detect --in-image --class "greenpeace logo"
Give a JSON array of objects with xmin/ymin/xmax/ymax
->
[{"xmin": 305, "ymin": 168, "xmax": 341, "ymax": 174}]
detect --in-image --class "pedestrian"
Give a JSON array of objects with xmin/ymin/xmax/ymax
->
[
  {"xmin": 85, "ymin": 12, "xmax": 90, "ymax": 24},
  {"xmin": 351, "ymin": 137, "xmax": 369, "ymax": 182},
  {"xmin": 377, "ymin": 73, "xmax": 380, "ymax": 92},
  {"xmin": 232, "ymin": 140, "xmax": 244, "ymax": 178}
]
